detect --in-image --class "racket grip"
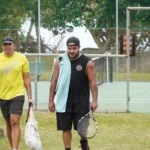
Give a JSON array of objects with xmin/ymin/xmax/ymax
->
[
  {"xmin": 29, "ymin": 101, "xmax": 32, "ymax": 107},
  {"xmin": 25, "ymin": 117, "xmax": 28, "ymax": 123}
]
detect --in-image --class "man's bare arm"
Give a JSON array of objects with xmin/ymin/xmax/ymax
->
[
  {"xmin": 49, "ymin": 60, "xmax": 60, "ymax": 112},
  {"xmin": 86, "ymin": 60, "xmax": 98, "ymax": 111},
  {"xmin": 23, "ymin": 72, "xmax": 32, "ymax": 102}
]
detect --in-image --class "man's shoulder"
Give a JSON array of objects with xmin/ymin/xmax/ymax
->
[
  {"xmin": 81, "ymin": 54, "xmax": 91, "ymax": 61},
  {"xmin": 15, "ymin": 52, "xmax": 26, "ymax": 59},
  {"xmin": 0, "ymin": 52, "xmax": 4, "ymax": 58},
  {"xmin": 0, "ymin": 52, "xmax": 3, "ymax": 56}
]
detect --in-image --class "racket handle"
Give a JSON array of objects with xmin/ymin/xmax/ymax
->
[
  {"xmin": 25, "ymin": 117, "xmax": 28, "ymax": 123},
  {"xmin": 28, "ymin": 101, "xmax": 32, "ymax": 107},
  {"xmin": 26, "ymin": 102, "xmax": 32, "ymax": 123}
]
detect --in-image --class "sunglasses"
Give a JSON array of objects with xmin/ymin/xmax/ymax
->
[{"xmin": 3, "ymin": 43, "xmax": 12, "ymax": 46}]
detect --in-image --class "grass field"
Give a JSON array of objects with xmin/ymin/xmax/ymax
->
[{"xmin": 1, "ymin": 111, "xmax": 150, "ymax": 150}]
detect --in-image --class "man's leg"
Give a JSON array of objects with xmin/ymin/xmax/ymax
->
[
  {"xmin": 9, "ymin": 96, "xmax": 24, "ymax": 149},
  {"xmin": 0, "ymin": 100, "xmax": 12, "ymax": 149},
  {"xmin": 73, "ymin": 112, "xmax": 90, "ymax": 150},
  {"xmin": 5, "ymin": 119, "xmax": 13, "ymax": 148},
  {"xmin": 57, "ymin": 112, "xmax": 72, "ymax": 150},
  {"xmin": 80, "ymin": 139, "xmax": 90, "ymax": 150},
  {"xmin": 62, "ymin": 130, "xmax": 72, "ymax": 149},
  {"xmin": 5, "ymin": 115, "xmax": 21, "ymax": 150},
  {"xmin": 0, "ymin": 97, "xmax": 24, "ymax": 150},
  {"xmin": 10, "ymin": 114, "xmax": 21, "ymax": 149}
]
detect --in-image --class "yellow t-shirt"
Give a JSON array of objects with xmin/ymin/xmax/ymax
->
[{"xmin": 0, "ymin": 52, "xmax": 29, "ymax": 100}]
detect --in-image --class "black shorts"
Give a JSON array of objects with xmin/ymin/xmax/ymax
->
[
  {"xmin": 0, "ymin": 96, "xmax": 25, "ymax": 120},
  {"xmin": 56, "ymin": 112, "xmax": 87, "ymax": 131}
]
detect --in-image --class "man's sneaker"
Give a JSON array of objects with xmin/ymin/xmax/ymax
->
[{"xmin": 80, "ymin": 140, "xmax": 90, "ymax": 150}]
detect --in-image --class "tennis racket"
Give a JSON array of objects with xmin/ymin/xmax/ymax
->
[
  {"xmin": 25, "ymin": 102, "xmax": 32, "ymax": 123},
  {"xmin": 77, "ymin": 111, "xmax": 98, "ymax": 139}
]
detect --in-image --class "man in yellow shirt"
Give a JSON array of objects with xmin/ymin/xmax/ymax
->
[{"xmin": 0, "ymin": 36, "xmax": 33, "ymax": 150}]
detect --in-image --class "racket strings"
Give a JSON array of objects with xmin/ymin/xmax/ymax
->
[{"xmin": 78, "ymin": 116, "xmax": 97, "ymax": 138}]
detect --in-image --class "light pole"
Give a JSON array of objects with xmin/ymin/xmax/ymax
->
[
  {"xmin": 38, "ymin": 0, "xmax": 41, "ymax": 54},
  {"xmin": 116, "ymin": 0, "xmax": 119, "ymax": 80}
]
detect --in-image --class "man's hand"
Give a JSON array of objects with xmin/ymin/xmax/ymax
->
[
  {"xmin": 90, "ymin": 101, "xmax": 98, "ymax": 112},
  {"xmin": 49, "ymin": 102, "xmax": 55, "ymax": 112},
  {"xmin": 28, "ymin": 99, "xmax": 34, "ymax": 107}
]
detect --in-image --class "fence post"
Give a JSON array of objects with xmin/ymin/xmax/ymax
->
[
  {"xmin": 34, "ymin": 57, "xmax": 38, "ymax": 110},
  {"xmin": 109, "ymin": 57, "xmax": 113, "ymax": 83}
]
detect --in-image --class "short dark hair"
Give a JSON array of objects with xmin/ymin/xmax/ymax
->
[
  {"xmin": 66, "ymin": 37, "xmax": 80, "ymax": 47},
  {"xmin": 2, "ymin": 36, "xmax": 15, "ymax": 44}
]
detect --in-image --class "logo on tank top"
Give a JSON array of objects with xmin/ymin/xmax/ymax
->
[{"xmin": 76, "ymin": 65, "xmax": 82, "ymax": 71}]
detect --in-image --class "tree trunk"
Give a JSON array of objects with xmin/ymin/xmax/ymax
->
[
  {"xmin": 90, "ymin": 29, "xmax": 116, "ymax": 54},
  {"xmin": 25, "ymin": 19, "xmax": 34, "ymax": 53}
]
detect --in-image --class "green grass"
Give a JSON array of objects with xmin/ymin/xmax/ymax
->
[
  {"xmin": 113, "ymin": 72, "xmax": 150, "ymax": 81},
  {"xmin": 1, "ymin": 112, "xmax": 150, "ymax": 150}
]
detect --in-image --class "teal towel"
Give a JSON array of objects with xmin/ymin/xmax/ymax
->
[{"xmin": 50, "ymin": 52, "xmax": 71, "ymax": 112}]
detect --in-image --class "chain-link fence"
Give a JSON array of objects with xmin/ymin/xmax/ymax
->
[
  {"xmin": 24, "ymin": 53, "xmax": 128, "ymax": 112},
  {"xmin": 0, "ymin": 26, "xmax": 150, "ymax": 113},
  {"xmin": 23, "ymin": 50, "xmax": 150, "ymax": 113}
]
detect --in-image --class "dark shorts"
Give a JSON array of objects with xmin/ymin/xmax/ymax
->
[
  {"xmin": 0, "ymin": 96, "xmax": 25, "ymax": 120},
  {"xmin": 56, "ymin": 112, "xmax": 87, "ymax": 131}
]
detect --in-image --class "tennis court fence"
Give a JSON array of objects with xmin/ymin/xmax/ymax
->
[
  {"xmin": 1, "ymin": 51, "xmax": 150, "ymax": 113},
  {"xmin": 24, "ymin": 53, "xmax": 128, "ymax": 112}
]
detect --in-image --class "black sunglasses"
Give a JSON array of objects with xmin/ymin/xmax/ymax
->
[{"xmin": 3, "ymin": 43, "xmax": 12, "ymax": 46}]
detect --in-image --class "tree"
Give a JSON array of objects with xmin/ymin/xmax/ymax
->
[
  {"xmin": 1, "ymin": 0, "xmax": 150, "ymax": 53},
  {"xmin": 41, "ymin": 0, "xmax": 150, "ymax": 53},
  {"xmin": 0, "ymin": 0, "xmax": 48, "ymax": 53},
  {"xmin": 0, "ymin": 0, "xmax": 31, "ymax": 52}
]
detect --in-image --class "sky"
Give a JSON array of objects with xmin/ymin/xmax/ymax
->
[{"xmin": 21, "ymin": 20, "xmax": 98, "ymax": 52}]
